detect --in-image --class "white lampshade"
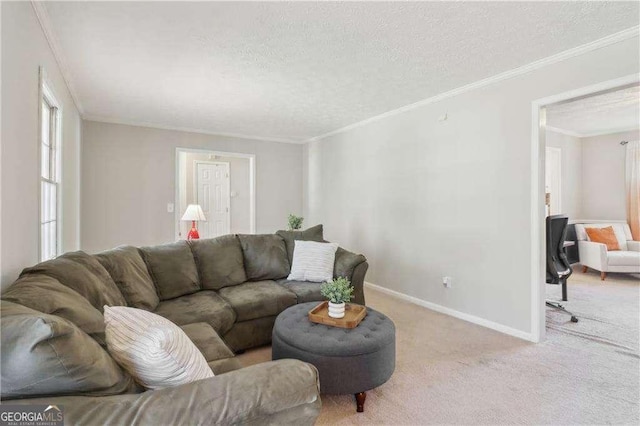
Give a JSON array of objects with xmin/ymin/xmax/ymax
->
[{"xmin": 181, "ymin": 204, "xmax": 207, "ymax": 221}]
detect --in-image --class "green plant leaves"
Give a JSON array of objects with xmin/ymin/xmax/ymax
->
[{"xmin": 320, "ymin": 277, "xmax": 354, "ymax": 304}]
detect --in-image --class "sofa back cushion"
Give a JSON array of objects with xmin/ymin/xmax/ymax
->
[
  {"xmin": 2, "ymin": 274, "xmax": 107, "ymax": 345},
  {"xmin": 139, "ymin": 241, "xmax": 200, "ymax": 300},
  {"xmin": 276, "ymin": 224, "xmax": 324, "ymax": 266},
  {"xmin": 189, "ymin": 235, "xmax": 247, "ymax": 290},
  {"xmin": 96, "ymin": 246, "xmax": 160, "ymax": 311},
  {"xmin": 575, "ymin": 223, "xmax": 630, "ymax": 251},
  {"xmin": 334, "ymin": 247, "xmax": 367, "ymax": 279},
  {"xmin": 0, "ymin": 301, "xmax": 136, "ymax": 399},
  {"xmin": 20, "ymin": 251, "xmax": 127, "ymax": 311},
  {"xmin": 238, "ymin": 234, "xmax": 290, "ymax": 281}
]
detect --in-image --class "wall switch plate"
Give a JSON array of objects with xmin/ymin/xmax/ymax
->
[
  {"xmin": 167, "ymin": 203, "xmax": 174, "ymax": 213},
  {"xmin": 443, "ymin": 276, "xmax": 452, "ymax": 288}
]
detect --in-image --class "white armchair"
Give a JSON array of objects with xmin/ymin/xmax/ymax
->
[{"xmin": 576, "ymin": 222, "xmax": 640, "ymax": 280}]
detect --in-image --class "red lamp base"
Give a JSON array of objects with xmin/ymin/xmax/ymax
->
[{"xmin": 187, "ymin": 221, "xmax": 200, "ymax": 240}]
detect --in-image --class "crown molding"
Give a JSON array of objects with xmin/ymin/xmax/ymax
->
[
  {"xmin": 31, "ymin": 1, "xmax": 83, "ymax": 114},
  {"xmin": 83, "ymin": 115, "xmax": 304, "ymax": 144},
  {"xmin": 546, "ymin": 124, "xmax": 640, "ymax": 139},
  {"xmin": 578, "ymin": 125, "xmax": 640, "ymax": 138},
  {"xmin": 544, "ymin": 126, "xmax": 585, "ymax": 138},
  {"xmin": 305, "ymin": 25, "xmax": 640, "ymax": 143}
]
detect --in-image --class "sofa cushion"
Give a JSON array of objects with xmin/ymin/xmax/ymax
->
[
  {"xmin": 104, "ymin": 306, "xmax": 214, "ymax": 390},
  {"xmin": 576, "ymin": 223, "xmax": 630, "ymax": 251},
  {"xmin": 276, "ymin": 224, "xmax": 324, "ymax": 265},
  {"xmin": 189, "ymin": 235, "xmax": 247, "ymax": 290},
  {"xmin": 95, "ymin": 246, "xmax": 159, "ymax": 311},
  {"xmin": 179, "ymin": 322, "xmax": 235, "ymax": 363},
  {"xmin": 218, "ymin": 280, "xmax": 297, "ymax": 322},
  {"xmin": 585, "ymin": 226, "xmax": 620, "ymax": 251},
  {"xmin": 607, "ymin": 250, "xmax": 640, "ymax": 266},
  {"xmin": 207, "ymin": 358, "xmax": 243, "ymax": 375},
  {"xmin": 334, "ymin": 247, "xmax": 367, "ymax": 279},
  {"xmin": 238, "ymin": 234, "xmax": 290, "ymax": 281},
  {"xmin": 154, "ymin": 291, "xmax": 236, "ymax": 335},
  {"xmin": 139, "ymin": 241, "xmax": 200, "ymax": 300},
  {"xmin": 276, "ymin": 279, "xmax": 324, "ymax": 304},
  {"xmin": 288, "ymin": 241, "xmax": 339, "ymax": 282},
  {"xmin": 2, "ymin": 274, "xmax": 107, "ymax": 345},
  {"xmin": 20, "ymin": 251, "xmax": 126, "ymax": 311},
  {"xmin": 0, "ymin": 301, "xmax": 135, "ymax": 399}
]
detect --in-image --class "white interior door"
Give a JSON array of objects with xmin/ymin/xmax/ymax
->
[
  {"xmin": 545, "ymin": 147, "xmax": 562, "ymax": 215},
  {"xmin": 196, "ymin": 162, "xmax": 230, "ymax": 238}
]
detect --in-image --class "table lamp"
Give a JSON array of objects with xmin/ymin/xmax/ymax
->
[{"xmin": 181, "ymin": 204, "xmax": 207, "ymax": 240}]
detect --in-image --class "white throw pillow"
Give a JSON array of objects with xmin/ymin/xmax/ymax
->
[
  {"xmin": 288, "ymin": 240, "xmax": 339, "ymax": 282},
  {"xmin": 103, "ymin": 305, "xmax": 213, "ymax": 390}
]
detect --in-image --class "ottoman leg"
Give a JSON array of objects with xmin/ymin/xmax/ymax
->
[{"xmin": 355, "ymin": 392, "xmax": 366, "ymax": 413}]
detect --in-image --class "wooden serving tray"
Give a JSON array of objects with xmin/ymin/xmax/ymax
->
[{"xmin": 308, "ymin": 301, "xmax": 367, "ymax": 329}]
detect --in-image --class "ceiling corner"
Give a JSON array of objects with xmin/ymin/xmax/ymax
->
[{"xmin": 31, "ymin": 0, "xmax": 84, "ymax": 115}]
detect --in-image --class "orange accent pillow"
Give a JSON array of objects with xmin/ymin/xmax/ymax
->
[{"xmin": 585, "ymin": 226, "xmax": 620, "ymax": 251}]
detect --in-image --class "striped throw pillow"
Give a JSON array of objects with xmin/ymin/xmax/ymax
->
[
  {"xmin": 288, "ymin": 241, "xmax": 339, "ymax": 282},
  {"xmin": 104, "ymin": 306, "xmax": 213, "ymax": 390}
]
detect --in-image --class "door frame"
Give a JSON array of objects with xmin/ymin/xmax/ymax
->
[
  {"xmin": 530, "ymin": 73, "xmax": 639, "ymax": 343},
  {"xmin": 544, "ymin": 146, "xmax": 562, "ymax": 215},
  {"xmin": 193, "ymin": 160, "xmax": 231, "ymax": 238},
  {"xmin": 175, "ymin": 148, "xmax": 256, "ymax": 240}
]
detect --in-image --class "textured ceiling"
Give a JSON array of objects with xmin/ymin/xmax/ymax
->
[
  {"xmin": 547, "ymin": 85, "xmax": 640, "ymax": 137},
  {"xmin": 42, "ymin": 1, "xmax": 639, "ymax": 142}
]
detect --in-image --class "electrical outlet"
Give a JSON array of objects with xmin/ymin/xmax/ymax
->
[
  {"xmin": 167, "ymin": 203, "xmax": 174, "ymax": 213},
  {"xmin": 442, "ymin": 276, "xmax": 452, "ymax": 288}
]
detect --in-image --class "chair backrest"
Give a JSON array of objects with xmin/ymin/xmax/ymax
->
[{"xmin": 546, "ymin": 215, "xmax": 572, "ymax": 282}]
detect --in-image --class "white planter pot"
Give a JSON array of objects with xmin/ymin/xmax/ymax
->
[{"xmin": 328, "ymin": 302, "xmax": 346, "ymax": 319}]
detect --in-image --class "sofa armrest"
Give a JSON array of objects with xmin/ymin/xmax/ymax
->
[
  {"xmin": 5, "ymin": 360, "xmax": 321, "ymax": 426},
  {"xmin": 578, "ymin": 240, "xmax": 608, "ymax": 271},
  {"xmin": 334, "ymin": 247, "xmax": 368, "ymax": 305},
  {"xmin": 627, "ymin": 241, "xmax": 640, "ymax": 252}
]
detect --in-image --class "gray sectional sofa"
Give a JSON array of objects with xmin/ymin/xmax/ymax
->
[{"xmin": 0, "ymin": 225, "xmax": 368, "ymax": 425}]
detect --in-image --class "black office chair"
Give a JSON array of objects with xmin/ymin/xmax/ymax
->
[{"xmin": 546, "ymin": 215, "xmax": 578, "ymax": 323}]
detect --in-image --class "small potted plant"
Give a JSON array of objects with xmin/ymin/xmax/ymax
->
[
  {"xmin": 320, "ymin": 277, "xmax": 354, "ymax": 319},
  {"xmin": 287, "ymin": 214, "xmax": 304, "ymax": 231}
]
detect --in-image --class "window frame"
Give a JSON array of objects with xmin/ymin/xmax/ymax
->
[{"xmin": 39, "ymin": 67, "xmax": 63, "ymax": 261}]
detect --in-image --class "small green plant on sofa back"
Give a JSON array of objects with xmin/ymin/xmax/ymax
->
[{"xmin": 287, "ymin": 214, "xmax": 304, "ymax": 231}]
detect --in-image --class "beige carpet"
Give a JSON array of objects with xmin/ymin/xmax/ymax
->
[{"xmin": 238, "ymin": 269, "xmax": 639, "ymax": 425}]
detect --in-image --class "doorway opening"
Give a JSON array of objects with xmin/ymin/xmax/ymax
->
[
  {"xmin": 175, "ymin": 148, "xmax": 256, "ymax": 240},
  {"xmin": 531, "ymin": 74, "xmax": 640, "ymax": 343}
]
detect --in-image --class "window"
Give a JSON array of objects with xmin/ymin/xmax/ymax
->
[{"xmin": 40, "ymin": 74, "xmax": 61, "ymax": 261}]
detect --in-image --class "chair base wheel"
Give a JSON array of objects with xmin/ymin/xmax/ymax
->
[{"xmin": 546, "ymin": 301, "xmax": 578, "ymax": 323}]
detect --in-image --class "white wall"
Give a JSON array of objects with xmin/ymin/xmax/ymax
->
[
  {"xmin": 81, "ymin": 121, "xmax": 303, "ymax": 253},
  {"xmin": 1, "ymin": 2, "xmax": 81, "ymax": 290},
  {"xmin": 545, "ymin": 130, "xmax": 583, "ymax": 219},
  {"xmin": 581, "ymin": 129, "xmax": 639, "ymax": 220},
  {"xmin": 304, "ymin": 37, "xmax": 639, "ymax": 336}
]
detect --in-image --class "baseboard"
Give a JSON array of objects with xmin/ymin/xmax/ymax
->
[{"xmin": 364, "ymin": 281, "xmax": 536, "ymax": 342}]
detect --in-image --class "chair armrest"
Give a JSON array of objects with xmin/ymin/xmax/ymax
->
[
  {"xmin": 4, "ymin": 359, "xmax": 321, "ymax": 426},
  {"xmin": 627, "ymin": 241, "xmax": 640, "ymax": 252},
  {"xmin": 334, "ymin": 247, "xmax": 368, "ymax": 305},
  {"xmin": 578, "ymin": 240, "xmax": 608, "ymax": 271}
]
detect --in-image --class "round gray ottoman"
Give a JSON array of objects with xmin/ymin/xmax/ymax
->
[{"xmin": 272, "ymin": 302, "xmax": 395, "ymax": 413}]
